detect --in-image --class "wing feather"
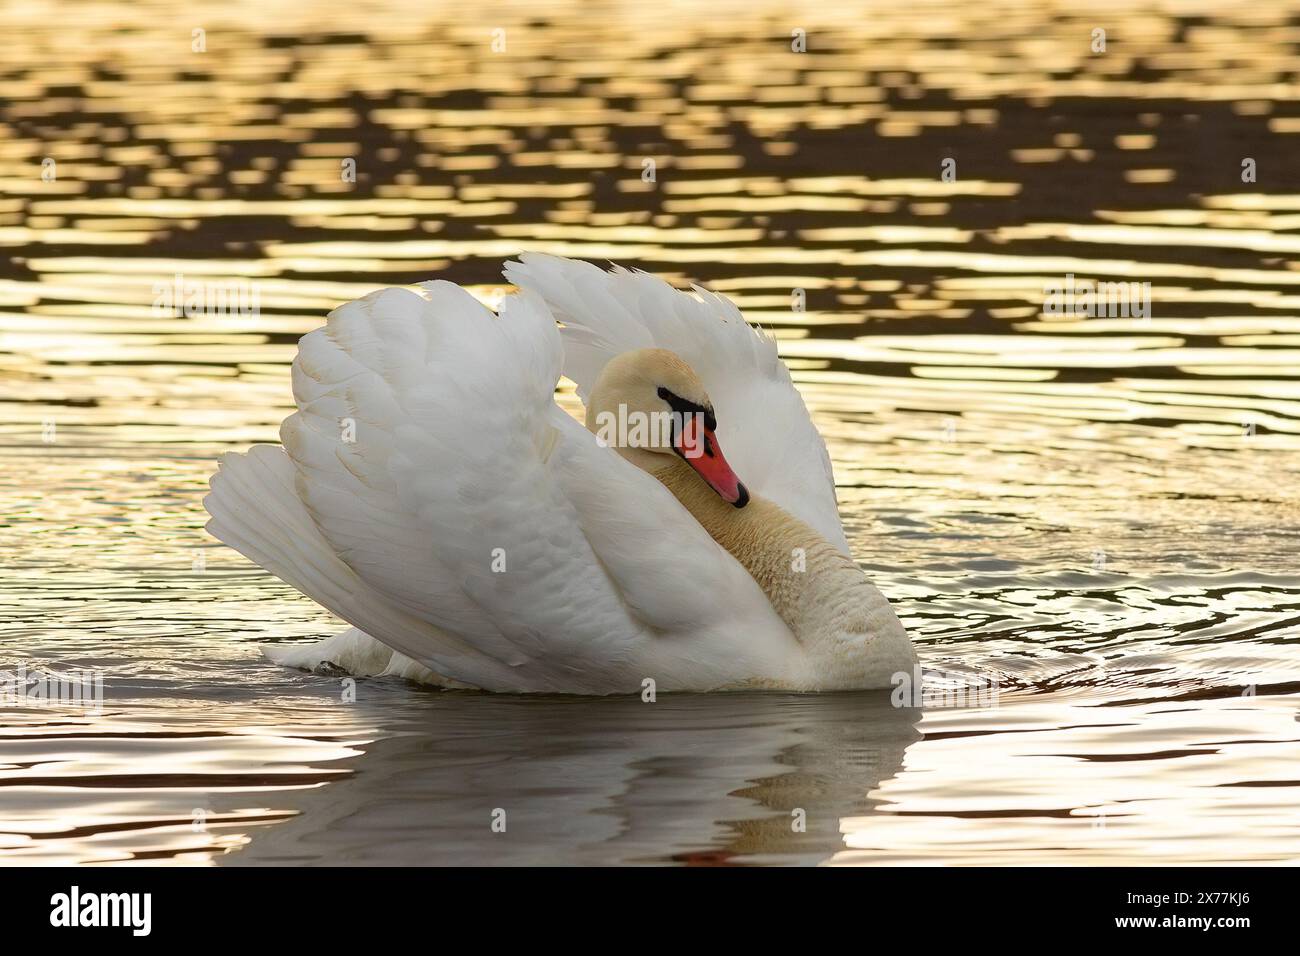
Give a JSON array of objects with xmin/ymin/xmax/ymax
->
[
  {"xmin": 504, "ymin": 253, "xmax": 849, "ymax": 554},
  {"xmin": 208, "ymin": 265, "xmax": 805, "ymax": 692}
]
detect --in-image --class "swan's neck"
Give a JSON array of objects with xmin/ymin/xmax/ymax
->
[{"xmin": 647, "ymin": 455, "xmax": 877, "ymax": 645}]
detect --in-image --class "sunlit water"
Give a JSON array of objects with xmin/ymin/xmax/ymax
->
[{"xmin": 2, "ymin": 0, "xmax": 1300, "ymax": 864}]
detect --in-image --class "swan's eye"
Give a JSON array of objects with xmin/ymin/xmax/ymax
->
[{"xmin": 656, "ymin": 386, "xmax": 715, "ymax": 430}]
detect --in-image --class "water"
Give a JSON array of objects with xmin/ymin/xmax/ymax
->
[{"xmin": 3, "ymin": 0, "xmax": 1300, "ymax": 864}]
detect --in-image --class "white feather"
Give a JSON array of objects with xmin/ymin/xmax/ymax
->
[
  {"xmin": 206, "ymin": 271, "xmax": 805, "ymax": 693},
  {"xmin": 503, "ymin": 253, "xmax": 849, "ymax": 554}
]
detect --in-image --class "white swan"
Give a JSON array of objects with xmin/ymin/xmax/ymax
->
[{"xmin": 204, "ymin": 254, "xmax": 916, "ymax": 693}]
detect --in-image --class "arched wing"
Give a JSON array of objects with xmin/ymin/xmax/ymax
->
[
  {"xmin": 504, "ymin": 253, "xmax": 849, "ymax": 555},
  {"xmin": 208, "ymin": 278, "xmax": 797, "ymax": 692}
]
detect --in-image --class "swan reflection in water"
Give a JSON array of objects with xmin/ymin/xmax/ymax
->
[{"xmin": 226, "ymin": 689, "xmax": 922, "ymax": 865}]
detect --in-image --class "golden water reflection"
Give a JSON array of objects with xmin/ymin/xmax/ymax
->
[{"xmin": 2, "ymin": 0, "xmax": 1300, "ymax": 864}]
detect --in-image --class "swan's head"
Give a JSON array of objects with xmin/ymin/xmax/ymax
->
[{"xmin": 585, "ymin": 348, "xmax": 749, "ymax": 508}]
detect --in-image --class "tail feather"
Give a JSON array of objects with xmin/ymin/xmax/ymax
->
[{"xmin": 203, "ymin": 445, "xmax": 518, "ymax": 690}]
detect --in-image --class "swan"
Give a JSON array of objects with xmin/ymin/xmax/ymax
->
[{"xmin": 204, "ymin": 253, "xmax": 916, "ymax": 693}]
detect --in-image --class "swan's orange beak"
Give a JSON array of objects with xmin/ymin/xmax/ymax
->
[{"xmin": 676, "ymin": 414, "xmax": 749, "ymax": 508}]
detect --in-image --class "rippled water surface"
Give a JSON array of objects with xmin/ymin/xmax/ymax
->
[{"xmin": 3, "ymin": 0, "xmax": 1300, "ymax": 864}]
